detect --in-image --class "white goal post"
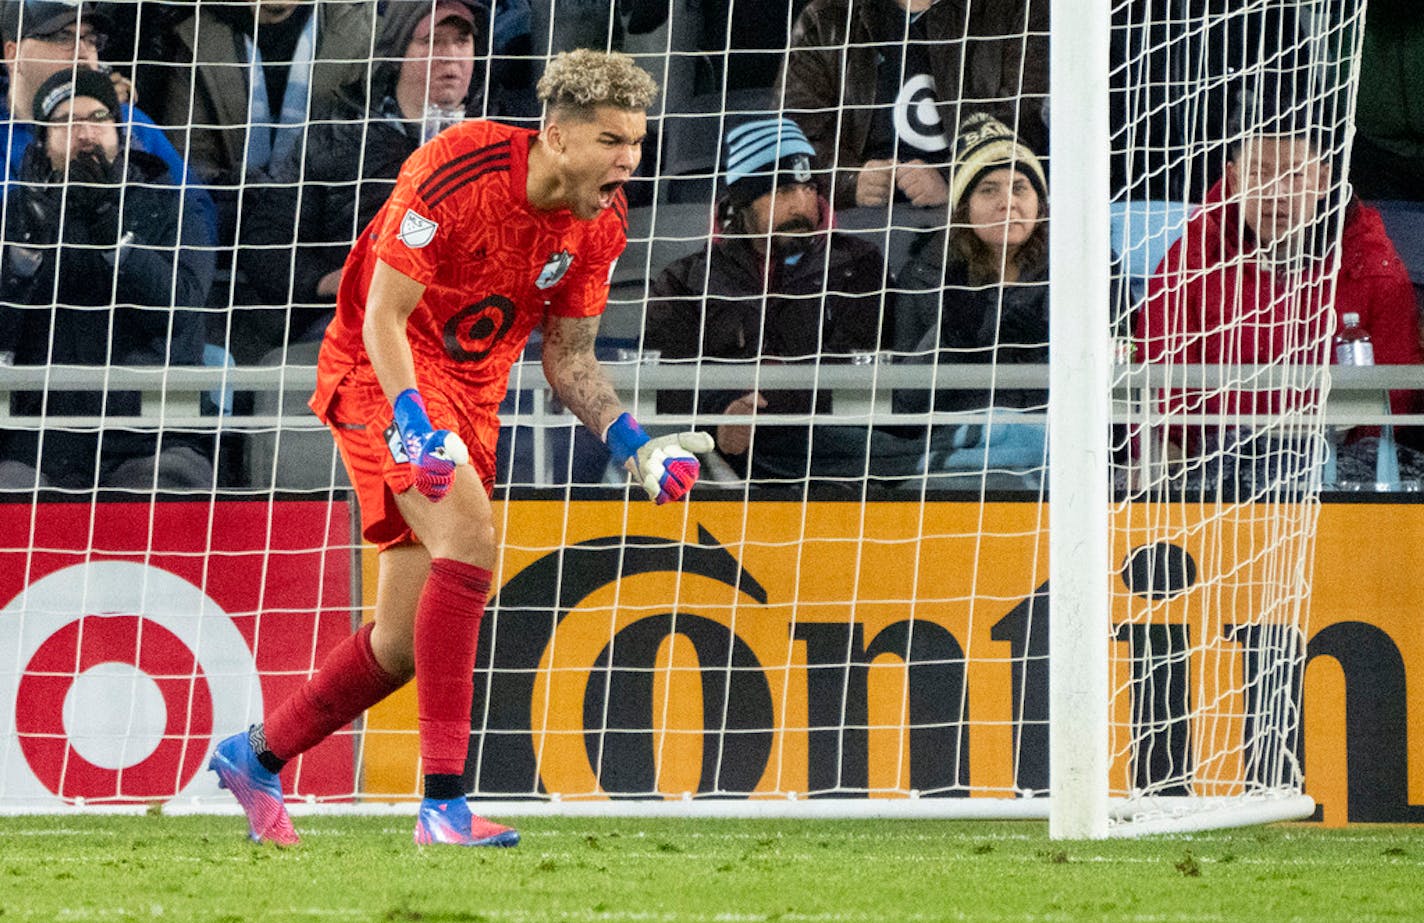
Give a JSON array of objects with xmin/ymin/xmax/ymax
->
[{"xmin": 0, "ymin": 0, "xmax": 1369, "ymax": 839}]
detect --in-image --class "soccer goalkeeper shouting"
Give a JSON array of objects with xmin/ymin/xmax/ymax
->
[{"xmin": 210, "ymin": 49, "xmax": 712, "ymax": 848}]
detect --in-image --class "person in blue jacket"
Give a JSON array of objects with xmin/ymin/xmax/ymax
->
[{"xmin": 1, "ymin": 0, "xmax": 214, "ymax": 238}]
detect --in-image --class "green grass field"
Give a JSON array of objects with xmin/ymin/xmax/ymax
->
[{"xmin": 0, "ymin": 815, "xmax": 1420, "ymax": 922}]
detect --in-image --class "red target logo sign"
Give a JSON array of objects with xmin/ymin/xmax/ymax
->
[{"xmin": 0, "ymin": 562, "xmax": 259, "ymax": 805}]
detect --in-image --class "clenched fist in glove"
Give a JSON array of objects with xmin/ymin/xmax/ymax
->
[
  {"xmin": 393, "ymin": 389, "xmax": 468, "ymax": 502},
  {"xmin": 604, "ymin": 412, "xmax": 714, "ymax": 504}
]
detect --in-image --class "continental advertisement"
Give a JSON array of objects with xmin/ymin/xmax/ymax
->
[
  {"xmin": 0, "ymin": 499, "xmax": 1418, "ymax": 824},
  {"xmin": 361, "ymin": 500, "xmax": 1424, "ymax": 826}
]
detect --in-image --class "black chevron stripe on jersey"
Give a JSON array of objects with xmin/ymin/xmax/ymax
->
[
  {"xmin": 419, "ymin": 141, "xmax": 511, "ymax": 204},
  {"xmin": 428, "ymin": 163, "xmax": 511, "ymax": 209}
]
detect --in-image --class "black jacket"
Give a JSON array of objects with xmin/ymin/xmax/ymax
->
[
  {"xmin": 237, "ymin": 86, "xmax": 421, "ymax": 325},
  {"xmin": 645, "ymin": 223, "xmax": 925, "ymax": 482},
  {"xmin": 236, "ymin": 0, "xmax": 506, "ymax": 341},
  {"xmin": 779, "ymin": 0, "xmax": 1049, "ymax": 207},
  {"xmin": 646, "ymin": 226, "xmax": 891, "ymax": 416},
  {"xmin": 0, "ymin": 145, "xmax": 214, "ymax": 482},
  {"xmin": 893, "ymin": 231, "xmax": 1050, "ymax": 414}
]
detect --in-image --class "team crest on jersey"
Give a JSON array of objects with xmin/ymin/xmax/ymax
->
[
  {"xmin": 397, "ymin": 209, "xmax": 438, "ymax": 249},
  {"xmin": 536, "ymin": 249, "xmax": 574, "ymax": 289}
]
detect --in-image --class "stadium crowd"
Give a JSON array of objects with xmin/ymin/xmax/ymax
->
[{"xmin": 0, "ymin": 0, "xmax": 1420, "ymax": 492}]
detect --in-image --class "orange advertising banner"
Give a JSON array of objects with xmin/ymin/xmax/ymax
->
[{"xmin": 362, "ymin": 500, "xmax": 1424, "ymax": 825}]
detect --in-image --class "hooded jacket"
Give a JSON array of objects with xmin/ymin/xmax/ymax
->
[{"xmin": 237, "ymin": 1, "xmax": 491, "ymax": 338}]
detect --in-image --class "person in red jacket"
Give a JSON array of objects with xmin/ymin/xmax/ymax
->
[{"xmin": 1137, "ymin": 96, "xmax": 1423, "ymax": 471}]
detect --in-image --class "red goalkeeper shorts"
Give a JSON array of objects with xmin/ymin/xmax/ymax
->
[{"xmin": 324, "ymin": 372, "xmax": 498, "ymax": 550}]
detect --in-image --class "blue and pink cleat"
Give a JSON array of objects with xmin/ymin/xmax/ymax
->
[
  {"xmin": 414, "ymin": 797, "xmax": 520, "ymax": 847},
  {"xmin": 209, "ymin": 732, "xmax": 300, "ymax": 847}
]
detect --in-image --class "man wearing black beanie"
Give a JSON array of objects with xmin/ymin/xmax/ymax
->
[
  {"xmin": 0, "ymin": 68, "xmax": 215, "ymax": 491},
  {"xmin": 646, "ymin": 116, "xmax": 923, "ymax": 485}
]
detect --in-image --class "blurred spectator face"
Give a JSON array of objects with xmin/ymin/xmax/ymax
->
[
  {"xmin": 401, "ymin": 12, "xmax": 477, "ymax": 111},
  {"xmin": 893, "ymin": 0, "xmax": 937, "ymax": 11},
  {"xmin": 3, "ymin": 20, "xmax": 103, "ymax": 117},
  {"xmin": 1227, "ymin": 135, "xmax": 1330, "ymax": 247},
  {"xmin": 44, "ymin": 94, "xmax": 118, "ymax": 172},
  {"xmin": 965, "ymin": 167, "xmax": 1041, "ymax": 253},
  {"xmin": 742, "ymin": 181, "xmax": 819, "ymax": 256},
  {"xmin": 255, "ymin": 2, "xmax": 307, "ymax": 25}
]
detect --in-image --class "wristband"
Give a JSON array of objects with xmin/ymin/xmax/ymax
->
[{"xmin": 604, "ymin": 412, "xmax": 650, "ymax": 467}]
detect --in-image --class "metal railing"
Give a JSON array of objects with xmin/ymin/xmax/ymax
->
[{"xmin": 0, "ymin": 361, "xmax": 1418, "ymax": 486}]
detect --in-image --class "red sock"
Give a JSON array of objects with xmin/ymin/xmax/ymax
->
[
  {"xmin": 415, "ymin": 558, "xmax": 491, "ymax": 776},
  {"xmin": 264, "ymin": 621, "xmax": 406, "ymax": 761}
]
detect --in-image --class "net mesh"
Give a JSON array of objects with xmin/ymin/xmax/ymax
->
[{"xmin": 0, "ymin": 0, "xmax": 1366, "ymax": 829}]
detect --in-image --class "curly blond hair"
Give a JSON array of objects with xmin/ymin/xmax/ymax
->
[{"xmin": 537, "ymin": 49, "xmax": 659, "ymax": 120}]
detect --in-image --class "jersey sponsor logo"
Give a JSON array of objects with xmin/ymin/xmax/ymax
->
[
  {"xmin": 384, "ymin": 423, "xmax": 411, "ymax": 463},
  {"xmin": 397, "ymin": 209, "xmax": 439, "ymax": 249},
  {"xmin": 444, "ymin": 294, "xmax": 516, "ymax": 363},
  {"xmin": 536, "ymin": 250, "xmax": 574, "ymax": 290}
]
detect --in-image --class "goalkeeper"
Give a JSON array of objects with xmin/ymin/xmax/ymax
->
[{"xmin": 209, "ymin": 49, "xmax": 713, "ymax": 848}]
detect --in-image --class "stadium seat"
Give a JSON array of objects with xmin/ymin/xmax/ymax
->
[
  {"xmin": 245, "ymin": 341, "xmax": 349, "ymax": 492},
  {"xmin": 1109, "ymin": 199, "xmax": 1193, "ymax": 300},
  {"xmin": 604, "ymin": 203, "xmax": 712, "ymax": 343},
  {"xmin": 201, "ymin": 342, "xmax": 236, "ymax": 416},
  {"xmin": 1369, "ymin": 199, "xmax": 1424, "ymax": 302}
]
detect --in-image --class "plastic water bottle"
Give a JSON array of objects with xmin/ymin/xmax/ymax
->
[
  {"xmin": 1327, "ymin": 313, "xmax": 1411, "ymax": 490},
  {"xmin": 1324, "ymin": 314, "xmax": 1372, "ymax": 489},
  {"xmin": 1334, "ymin": 313, "xmax": 1374, "ymax": 367}
]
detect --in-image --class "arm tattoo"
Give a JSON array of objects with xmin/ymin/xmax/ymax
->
[{"xmin": 543, "ymin": 314, "xmax": 623, "ymax": 434}]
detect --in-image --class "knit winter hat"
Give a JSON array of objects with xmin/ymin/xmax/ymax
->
[
  {"xmin": 720, "ymin": 116, "xmax": 818, "ymax": 208},
  {"xmin": 33, "ymin": 66, "xmax": 120, "ymax": 123},
  {"xmin": 947, "ymin": 112, "xmax": 1047, "ymax": 212}
]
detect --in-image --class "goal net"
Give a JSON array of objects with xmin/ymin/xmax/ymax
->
[{"xmin": 0, "ymin": 0, "xmax": 1364, "ymax": 837}]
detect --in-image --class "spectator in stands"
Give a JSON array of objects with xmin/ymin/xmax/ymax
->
[
  {"xmin": 233, "ymin": 0, "xmax": 490, "ymax": 360},
  {"xmin": 486, "ymin": 0, "xmax": 537, "ymax": 120},
  {"xmin": 0, "ymin": 0, "xmax": 201, "ymax": 222},
  {"xmin": 0, "ymin": 69, "xmax": 214, "ymax": 490},
  {"xmin": 778, "ymin": 0, "xmax": 1048, "ymax": 210},
  {"xmin": 891, "ymin": 112, "xmax": 1051, "ymax": 483},
  {"xmin": 645, "ymin": 116, "xmax": 919, "ymax": 484},
  {"xmin": 1136, "ymin": 89, "xmax": 1424, "ymax": 479},
  {"xmin": 145, "ymin": 0, "xmax": 377, "ymax": 244},
  {"xmin": 1352, "ymin": 0, "xmax": 1424, "ymax": 202}
]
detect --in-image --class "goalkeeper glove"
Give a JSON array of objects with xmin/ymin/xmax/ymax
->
[
  {"xmin": 604, "ymin": 412, "xmax": 714, "ymax": 505},
  {"xmin": 393, "ymin": 388, "xmax": 468, "ymax": 502}
]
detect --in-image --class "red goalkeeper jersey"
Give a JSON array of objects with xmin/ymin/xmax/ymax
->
[{"xmin": 311, "ymin": 119, "xmax": 628, "ymax": 422}]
